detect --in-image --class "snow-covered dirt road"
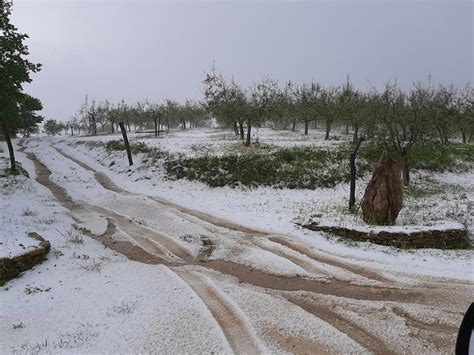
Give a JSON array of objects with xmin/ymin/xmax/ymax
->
[{"xmin": 4, "ymin": 137, "xmax": 472, "ymax": 354}]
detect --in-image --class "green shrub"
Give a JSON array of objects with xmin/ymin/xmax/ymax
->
[
  {"xmin": 164, "ymin": 146, "xmax": 360, "ymax": 189},
  {"xmin": 359, "ymin": 142, "xmax": 473, "ymax": 172},
  {"xmin": 84, "ymin": 139, "xmax": 473, "ymax": 190},
  {"xmin": 105, "ymin": 140, "xmax": 125, "ymax": 152}
]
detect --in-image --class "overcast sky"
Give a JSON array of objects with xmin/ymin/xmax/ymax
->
[{"xmin": 12, "ymin": 0, "xmax": 473, "ymax": 120}]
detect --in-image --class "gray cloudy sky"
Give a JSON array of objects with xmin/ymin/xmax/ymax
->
[{"xmin": 12, "ymin": 0, "xmax": 473, "ymax": 120}]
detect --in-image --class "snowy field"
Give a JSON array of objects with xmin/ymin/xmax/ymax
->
[
  {"xmin": 74, "ymin": 127, "xmax": 346, "ymax": 157},
  {"xmin": 1, "ymin": 128, "xmax": 473, "ymax": 354},
  {"xmin": 56, "ymin": 128, "xmax": 473, "ymax": 280}
]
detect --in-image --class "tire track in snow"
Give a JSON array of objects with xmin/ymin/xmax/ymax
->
[
  {"xmin": 268, "ymin": 236, "xmax": 391, "ymax": 283},
  {"xmin": 53, "ymin": 144, "xmax": 392, "ymax": 284},
  {"xmin": 23, "ymin": 141, "xmax": 468, "ymax": 352},
  {"xmin": 26, "ymin": 145, "xmax": 421, "ymax": 305},
  {"xmin": 287, "ymin": 297, "xmax": 395, "ymax": 355},
  {"xmin": 173, "ymin": 268, "xmax": 265, "ymax": 354}
]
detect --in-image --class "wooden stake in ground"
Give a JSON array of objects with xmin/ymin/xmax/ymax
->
[{"xmin": 119, "ymin": 122, "xmax": 133, "ymax": 166}]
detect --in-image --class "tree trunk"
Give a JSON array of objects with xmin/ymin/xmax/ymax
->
[
  {"xmin": 402, "ymin": 148, "xmax": 410, "ymax": 186},
  {"xmin": 233, "ymin": 122, "xmax": 239, "ymax": 136},
  {"xmin": 304, "ymin": 121, "xmax": 309, "ymax": 135},
  {"xmin": 70, "ymin": 126, "xmax": 74, "ymax": 136},
  {"xmin": 461, "ymin": 130, "xmax": 467, "ymax": 144},
  {"xmin": 352, "ymin": 124, "xmax": 359, "ymax": 144},
  {"xmin": 443, "ymin": 134, "xmax": 449, "ymax": 145},
  {"xmin": 349, "ymin": 138, "xmax": 365, "ymax": 210},
  {"xmin": 245, "ymin": 120, "xmax": 251, "ymax": 146},
  {"xmin": 154, "ymin": 117, "xmax": 158, "ymax": 137},
  {"xmin": 436, "ymin": 127, "xmax": 444, "ymax": 144},
  {"xmin": 239, "ymin": 122, "xmax": 245, "ymax": 140},
  {"xmin": 119, "ymin": 122, "xmax": 133, "ymax": 166},
  {"xmin": 2, "ymin": 121, "xmax": 16, "ymax": 173},
  {"xmin": 345, "ymin": 123, "xmax": 349, "ymax": 134},
  {"xmin": 291, "ymin": 118, "xmax": 296, "ymax": 132},
  {"xmin": 325, "ymin": 118, "xmax": 331, "ymax": 140}
]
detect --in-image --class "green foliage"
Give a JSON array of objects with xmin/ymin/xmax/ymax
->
[
  {"xmin": 164, "ymin": 146, "xmax": 363, "ymax": 189},
  {"xmin": 405, "ymin": 184, "xmax": 444, "ymax": 199},
  {"xmin": 89, "ymin": 138, "xmax": 473, "ymax": 190},
  {"xmin": 103, "ymin": 140, "xmax": 168, "ymax": 158},
  {"xmin": 0, "ymin": 161, "xmax": 29, "ymax": 177},
  {"xmin": 104, "ymin": 140, "xmax": 126, "ymax": 152},
  {"xmin": 16, "ymin": 94, "xmax": 43, "ymax": 136},
  {"xmin": 0, "ymin": 1, "xmax": 42, "ymax": 171},
  {"xmin": 0, "ymin": 1, "xmax": 42, "ymax": 127},
  {"xmin": 43, "ymin": 119, "xmax": 63, "ymax": 136},
  {"xmin": 164, "ymin": 142, "xmax": 473, "ymax": 189},
  {"xmin": 359, "ymin": 142, "xmax": 474, "ymax": 173}
]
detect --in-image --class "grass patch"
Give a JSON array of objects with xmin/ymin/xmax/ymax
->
[
  {"xmin": 76, "ymin": 258, "xmax": 103, "ymax": 272},
  {"xmin": 58, "ymin": 229, "xmax": 84, "ymax": 244},
  {"xmin": 164, "ymin": 146, "xmax": 369, "ymax": 189},
  {"xmin": 359, "ymin": 142, "xmax": 474, "ymax": 172},
  {"xmin": 21, "ymin": 208, "xmax": 37, "ymax": 217},
  {"xmin": 81, "ymin": 139, "xmax": 473, "ymax": 190},
  {"xmin": 0, "ymin": 161, "xmax": 29, "ymax": 178},
  {"xmin": 405, "ymin": 183, "xmax": 445, "ymax": 199}
]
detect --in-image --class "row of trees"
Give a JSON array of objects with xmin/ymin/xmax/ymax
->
[
  {"xmin": 64, "ymin": 97, "xmax": 209, "ymax": 137},
  {"xmin": 69, "ymin": 69, "xmax": 472, "ymax": 184},
  {"xmin": 204, "ymin": 70, "xmax": 473, "ymax": 148},
  {"xmin": 1, "ymin": 1, "xmax": 43, "ymax": 172},
  {"xmin": 204, "ymin": 70, "xmax": 473, "ymax": 185}
]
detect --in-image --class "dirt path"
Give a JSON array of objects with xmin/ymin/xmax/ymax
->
[{"xmin": 22, "ymin": 141, "xmax": 472, "ymax": 354}]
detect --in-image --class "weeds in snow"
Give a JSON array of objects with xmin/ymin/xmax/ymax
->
[
  {"xmin": 106, "ymin": 299, "xmax": 139, "ymax": 316},
  {"xmin": 21, "ymin": 208, "xmax": 37, "ymax": 217},
  {"xmin": 24, "ymin": 286, "xmax": 51, "ymax": 295},
  {"xmin": 13, "ymin": 322, "xmax": 25, "ymax": 330},
  {"xmin": 58, "ymin": 229, "xmax": 84, "ymax": 244},
  {"xmin": 76, "ymin": 258, "xmax": 103, "ymax": 272},
  {"xmin": 14, "ymin": 323, "xmax": 99, "ymax": 353},
  {"xmin": 51, "ymin": 248, "xmax": 64, "ymax": 259},
  {"xmin": 36, "ymin": 217, "xmax": 56, "ymax": 225},
  {"xmin": 199, "ymin": 236, "xmax": 216, "ymax": 259}
]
